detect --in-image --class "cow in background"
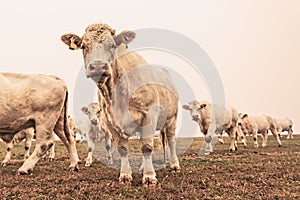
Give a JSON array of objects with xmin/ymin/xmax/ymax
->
[
  {"xmin": 237, "ymin": 114, "xmax": 282, "ymax": 148},
  {"xmin": 0, "ymin": 73, "xmax": 79, "ymax": 174},
  {"xmin": 81, "ymin": 102, "xmax": 113, "ymax": 166}
]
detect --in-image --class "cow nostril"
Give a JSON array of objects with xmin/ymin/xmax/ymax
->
[
  {"xmin": 89, "ymin": 64, "xmax": 95, "ymax": 71},
  {"xmin": 102, "ymin": 64, "xmax": 108, "ymax": 70}
]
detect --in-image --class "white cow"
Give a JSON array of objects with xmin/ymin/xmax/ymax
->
[
  {"xmin": 183, "ymin": 100, "xmax": 245, "ymax": 155},
  {"xmin": 237, "ymin": 114, "xmax": 282, "ymax": 148},
  {"xmin": 81, "ymin": 102, "xmax": 113, "ymax": 166},
  {"xmin": 275, "ymin": 118, "xmax": 293, "ymax": 139},
  {"xmin": 0, "ymin": 72, "xmax": 79, "ymax": 174}
]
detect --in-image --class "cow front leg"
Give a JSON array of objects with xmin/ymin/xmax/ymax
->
[
  {"xmin": 261, "ymin": 130, "xmax": 268, "ymax": 148},
  {"xmin": 105, "ymin": 135, "xmax": 113, "ymax": 164},
  {"xmin": 228, "ymin": 127, "xmax": 237, "ymax": 151},
  {"xmin": 2, "ymin": 141, "xmax": 14, "ymax": 166},
  {"xmin": 23, "ymin": 131, "xmax": 34, "ymax": 160},
  {"xmin": 47, "ymin": 142, "xmax": 55, "ymax": 161},
  {"xmin": 287, "ymin": 129, "xmax": 293, "ymax": 139},
  {"xmin": 253, "ymin": 130, "xmax": 259, "ymax": 148},
  {"xmin": 85, "ymin": 137, "xmax": 95, "ymax": 167},
  {"xmin": 270, "ymin": 128, "xmax": 282, "ymax": 147},
  {"xmin": 140, "ymin": 137, "xmax": 157, "ymax": 186},
  {"xmin": 118, "ymin": 139, "xmax": 132, "ymax": 185}
]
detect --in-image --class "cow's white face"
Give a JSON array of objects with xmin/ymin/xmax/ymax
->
[
  {"xmin": 61, "ymin": 23, "xmax": 136, "ymax": 84},
  {"xmin": 81, "ymin": 103, "xmax": 101, "ymax": 126},
  {"xmin": 182, "ymin": 101, "xmax": 207, "ymax": 122}
]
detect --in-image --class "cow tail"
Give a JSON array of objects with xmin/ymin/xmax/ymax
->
[
  {"xmin": 63, "ymin": 91, "xmax": 72, "ymax": 142},
  {"xmin": 161, "ymin": 128, "xmax": 167, "ymax": 163}
]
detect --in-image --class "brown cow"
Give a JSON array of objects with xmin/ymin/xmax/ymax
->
[
  {"xmin": 61, "ymin": 23, "xmax": 180, "ymax": 186},
  {"xmin": 0, "ymin": 73, "xmax": 80, "ymax": 174}
]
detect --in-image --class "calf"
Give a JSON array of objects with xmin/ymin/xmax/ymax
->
[{"xmin": 81, "ymin": 102, "xmax": 113, "ymax": 166}]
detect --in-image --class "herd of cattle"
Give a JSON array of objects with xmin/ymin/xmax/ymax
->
[{"xmin": 0, "ymin": 23, "xmax": 294, "ymax": 186}]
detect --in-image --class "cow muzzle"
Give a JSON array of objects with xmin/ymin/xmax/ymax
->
[
  {"xmin": 91, "ymin": 119, "xmax": 98, "ymax": 125},
  {"xmin": 86, "ymin": 61, "xmax": 110, "ymax": 78},
  {"xmin": 192, "ymin": 115, "xmax": 200, "ymax": 121}
]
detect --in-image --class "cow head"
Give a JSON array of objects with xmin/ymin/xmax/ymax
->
[
  {"xmin": 182, "ymin": 100, "xmax": 207, "ymax": 122},
  {"xmin": 61, "ymin": 23, "xmax": 135, "ymax": 84},
  {"xmin": 81, "ymin": 103, "xmax": 101, "ymax": 126}
]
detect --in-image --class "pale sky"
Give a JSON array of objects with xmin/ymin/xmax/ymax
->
[{"xmin": 0, "ymin": 1, "xmax": 299, "ymax": 134}]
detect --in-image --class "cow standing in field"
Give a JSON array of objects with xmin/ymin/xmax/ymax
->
[
  {"xmin": 237, "ymin": 114, "xmax": 282, "ymax": 148},
  {"xmin": 61, "ymin": 23, "xmax": 180, "ymax": 186},
  {"xmin": 183, "ymin": 100, "xmax": 245, "ymax": 154},
  {"xmin": 275, "ymin": 118, "xmax": 293, "ymax": 139},
  {"xmin": 81, "ymin": 102, "xmax": 113, "ymax": 166},
  {"xmin": 0, "ymin": 73, "xmax": 80, "ymax": 174}
]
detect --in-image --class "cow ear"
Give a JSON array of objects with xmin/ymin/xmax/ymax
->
[
  {"xmin": 114, "ymin": 31, "xmax": 136, "ymax": 46},
  {"xmin": 182, "ymin": 105, "xmax": 190, "ymax": 110},
  {"xmin": 61, "ymin": 33, "xmax": 82, "ymax": 50},
  {"xmin": 200, "ymin": 104, "xmax": 207, "ymax": 109},
  {"xmin": 242, "ymin": 114, "xmax": 248, "ymax": 119},
  {"xmin": 81, "ymin": 107, "xmax": 88, "ymax": 115}
]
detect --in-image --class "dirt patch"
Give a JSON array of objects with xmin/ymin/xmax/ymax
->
[{"xmin": 0, "ymin": 135, "xmax": 299, "ymax": 199}]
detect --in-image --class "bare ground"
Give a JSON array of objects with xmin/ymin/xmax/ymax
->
[{"xmin": 0, "ymin": 135, "xmax": 299, "ymax": 200}]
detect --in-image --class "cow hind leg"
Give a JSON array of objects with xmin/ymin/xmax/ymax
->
[
  {"xmin": 2, "ymin": 141, "xmax": 14, "ymax": 166},
  {"xmin": 165, "ymin": 121, "xmax": 180, "ymax": 173},
  {"xmin": 287, "ymin": 128, "xmax": 293, "ymax": 139},
  {"xmin": 54, "ymin": 110, "xmax": 80, "ymax": 171}
]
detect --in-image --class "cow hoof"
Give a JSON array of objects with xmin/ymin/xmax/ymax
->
[
  {"xmin": 278, "ymin": 144, "xmax": 282, "ymax": 147},
  {"xmin": 17, "ymin": 168, "xmax": 33, "ymax": 175},
  {"xmin": 1, "ymin": 162, "xmax": 8, "ymax": 167},
  {"xmin": 170, "ymin": 165, "xmax": 181, "ymax": 173},
  {"xmin": 142, "ymin": 175, "xmax": 157, "ymax": 187},
  {"xmin": 119, "ymin": 173, "xmax": 132, "ymax": 185},
  {"xmin": 85, "ymin": 162, "xmax": 92, "ymax": 167},
  {"xmin": 69, "ymin": 165, "xmax": 79, "ymax": 172}
]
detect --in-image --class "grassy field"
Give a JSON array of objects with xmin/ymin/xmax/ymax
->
[{"xmin": 0, "ymin": 134, "xmax": 299, "ymax": 199}]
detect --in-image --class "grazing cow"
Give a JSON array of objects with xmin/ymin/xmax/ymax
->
[
  {"xmin": 61, "ymin": 23, "xmax": 180, "ymax": 186},
  {"xmin": 0, "ymin": 73, "xmax": 80, "ymax": 174},
  {"xmin": 81, "ymin": 102, "xmax": 113, "ymax": 166},
  {"xmin": 237, "ymin": 114, "xmax": 282, "ymax": 148},
  {"xmin": 275, "ymin": 118, "xmax": 293, "ymax": 139},
  {"xmin": 183, "ymin": 100, "xmax": 245, "ymax": 154},
  {"xmin": 1, "ymin": 127, "xmax": 34, "ymax": 166}
]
